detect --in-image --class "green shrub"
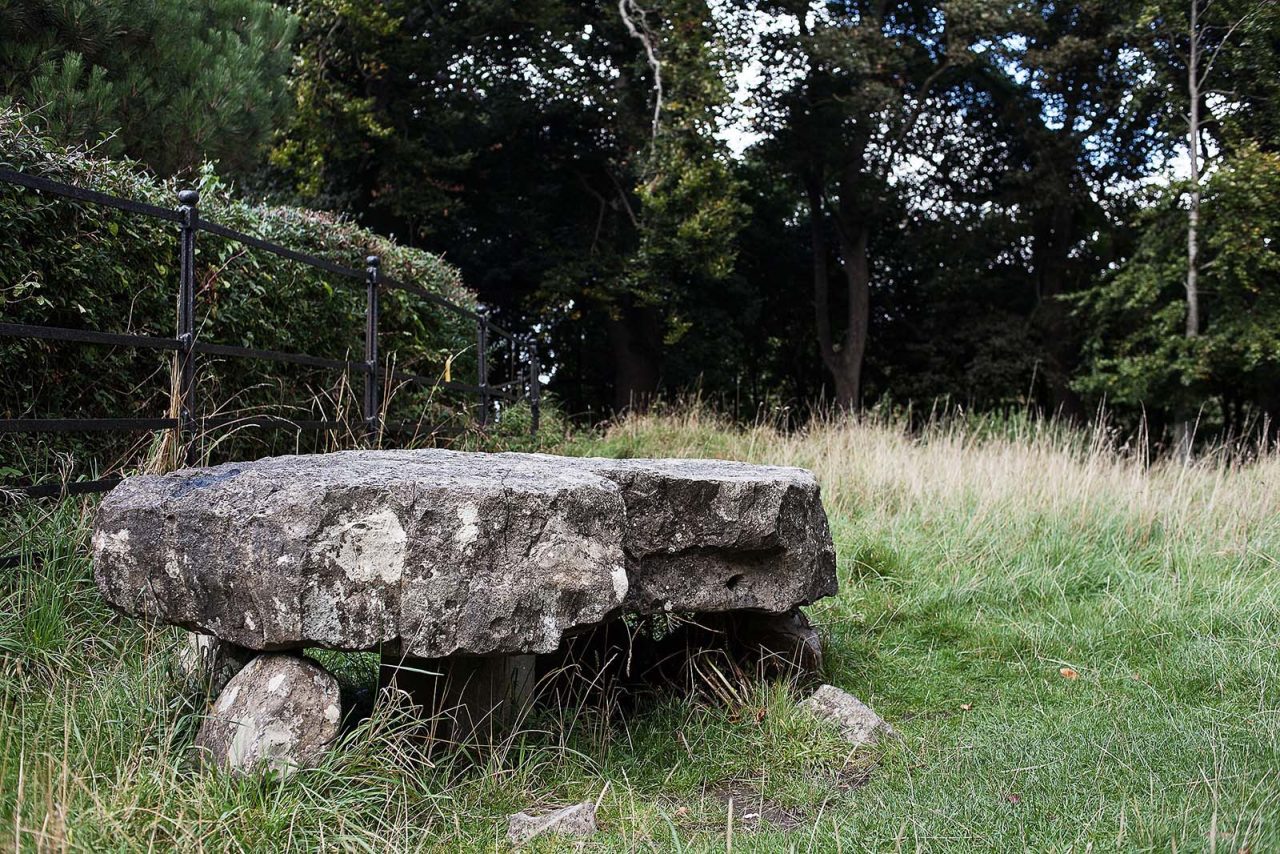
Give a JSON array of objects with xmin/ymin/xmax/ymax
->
[{"xmin": 0, "ymin": 107, "xmax": 487, "ymax": 482}]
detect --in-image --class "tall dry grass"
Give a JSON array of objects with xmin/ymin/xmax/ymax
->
[{"xmin": 594, "ymin": 405, "xmax": 1280, "ymax": 553}]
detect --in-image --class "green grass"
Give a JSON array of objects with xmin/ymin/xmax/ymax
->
[{"xmin": 3, "ymin": 410, "xmax": 1279, "ymax": 850}]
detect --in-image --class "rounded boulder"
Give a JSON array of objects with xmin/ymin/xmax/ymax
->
[{"xmin": 194, "ymin": 654, "xmax": 341, "ymax": 775}]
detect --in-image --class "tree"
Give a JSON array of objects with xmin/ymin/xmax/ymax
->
[
  {"xmin": 1141, "ymin": 0, "xmax": 1280, "ymax": 450},
  {"xmin": 975, "ymin": 0, "xmax": 1157, "ymax": 419},
  {"xmin": 268, "ymin": 0, "xmax": 743, "ymax": 414},
  {"xmin": 607, "ymin": 0, "xmax": 746, "ymax": 410},
  {"xmin": 1076, "ymin": 144, "xmax": 1280, "ymax": 438},
  {"xmin": 1075, "ymin": 0, "xmax": 1280, "ymax": 442},
  {"xmin": 747, "ymin": 0, "xmax": 1015, "ymax": 409},
  {"xmin": 0, "ymin": 0, "xmax": 297, "ymax": 178},
  {"xmin": 1167, "ymin": 0, "xmax": 1277, "ymax": 337}
]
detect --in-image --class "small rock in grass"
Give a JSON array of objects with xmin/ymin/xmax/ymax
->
[
  {"xmin": 507, "ymin": 801, "xmax": 598, "ymax": 845},
  {"xmin": 800, "ymin": 684, "xmax": 897, "ymax": 747},
  {"xmin": 194, "ymin": 654, "xmax": 341, "ymax": 776}
]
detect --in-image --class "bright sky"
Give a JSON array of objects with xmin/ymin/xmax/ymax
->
[{"xmin": 712, "ymin": 4, "xmax": 798, "ymax": 156}]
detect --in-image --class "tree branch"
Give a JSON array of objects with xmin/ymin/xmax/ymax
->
[
  {"xmin": 575, "ymin": 171, "xmax": 610, "ymax": 254},
  {"xmin": 1197, "ymin": 1, "xmax": 1268, "ymax": 90},
  {"xmin": 619, "ymin": 0, "xmax": 663, "ymax": 140},
  {"xmin": 605, "ymin": 168, "xmax": 641, "ymax": 228}
]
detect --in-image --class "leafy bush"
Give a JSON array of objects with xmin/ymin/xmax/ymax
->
[{"xmin": 0, "ymin": 107, "xmax": 486, "ymax": 483}]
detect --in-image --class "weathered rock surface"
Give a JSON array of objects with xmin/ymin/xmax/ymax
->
[
  {"xmin": 94, "ymin": 449, "xmax": 836, "ymax": 657},
  {"xmin": 507, "ymin": 801, "xmax": 598, "ymax": 845},
  {"xmin": 193, "ymin": 654, "xmax": 341, "ymax": 774},
  {"xmin": 546, "ymin": 455, "xmax": 835, "ymax": 615},
  {"xmin": 800, "ymin": 685, "xmax": 898, "ymax": 747},
  {"xmin": 379, "ymin": 653, "xmax": 535, "ymax": 739},
  {"xmin": 732, "ymin": 608, "xmax": 824, "ymax": 673},
  {"xmin": 177, "ymin": 632, "xmax": 253, "ymax": 694}
]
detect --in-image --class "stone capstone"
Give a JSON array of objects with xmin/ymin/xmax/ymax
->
[
  {"xmin": 93, "ymin": 449, "xmax": 836, "ymax": 658},
  {"xmin": 800, "ymin": 684, "xmax": 898, "ymax": 747},
  {"xmin": 193, "ymin": 654, "xmax": 341, "ymax": 774}
]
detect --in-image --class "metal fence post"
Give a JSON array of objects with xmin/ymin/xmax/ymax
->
[
  {"xmin": 176, "ymin": 189, "xmax": 199, "ymax": 466},
  {"xmin": 476, "ymin": 316, "xmax": 489, "ymax": 427},
  {"xmin": 364, "ymin": 255, "xmax": 381, "ymax": 442},
  {"xmin": 529, "ymin": 341, "xmax": 540, "ymax": 439}
]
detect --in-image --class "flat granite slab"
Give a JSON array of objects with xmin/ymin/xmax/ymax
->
[{"xmin": 93, "ymin": 449, "xmax": 836, "ymax": 658}]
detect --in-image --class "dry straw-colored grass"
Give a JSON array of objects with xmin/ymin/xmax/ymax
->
[{"xmin": 602, "ymin": 405, "xmax": 1280, "ymax": 550}]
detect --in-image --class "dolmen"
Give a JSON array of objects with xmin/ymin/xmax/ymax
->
[{"xmin": 93, "ymin": 449, "xmax": 837, "ymax": 773}]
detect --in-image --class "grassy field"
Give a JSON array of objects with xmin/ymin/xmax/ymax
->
[{"xmin": 2, "ymin": 410, "xmax": 1279, "ymax": 851}]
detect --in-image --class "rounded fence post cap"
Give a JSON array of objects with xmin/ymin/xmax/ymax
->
[
  {"xmin": 177, "ymin": 189, "xmax": 200, "ymax": 206},
  {"xmin": 365, "ymin": 255, "xmax": 380, "ymax": 267}
]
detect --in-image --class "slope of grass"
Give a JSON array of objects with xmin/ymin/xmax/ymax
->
[{"xmin": 2, "ymin": 410, "xmax": 1278, "ymax": 851}]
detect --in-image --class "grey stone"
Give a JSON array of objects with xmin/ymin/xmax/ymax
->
[
  {"xmin": 800, "ymin": 685, "xmax": 898, "ymax": 747},
  {"xmin": 93, "ymin": 449, "xmax": 836, "ymax": 658},
  {"xmin": 549, "ymin": 455, "xmax": 836, "ymax": 615},
  {"xmin": 732, "ymin": 608, "xmax": 824, "ymax": 673},
  {"xmin": 507, "ymin": 801, "xmax": 598, "ymax": 845},
  {"xmin": 194, "ymin": 654, "xmax": 341, "ymax": 775},
  {"xmin": 176, "ymin": 632, "xmax": 253, "ymax": 694},
  {"xmin": 378, "ymin": 652, "xmax": 535, "ymax": 740}
]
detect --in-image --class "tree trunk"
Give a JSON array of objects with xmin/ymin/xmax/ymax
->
[
  {"xmin": 1186, "ymin": 0, "xmax": 1202, "ymax": 341},
  {"xmin": 834, "ymin": 220, "xmax": 870, "ymax": 410},
  {"xmin": 806, "ymin": 173, "xmax": 867, "ymax": 411},
  {"xmin": 1030, "ymin": 198, "xmax": 1085, "ymax": 421},
  {"xmin": 1177, "ymin": 0, "xmax": 1204, "ymax": 461},
  {"xmin": 607, "ymin": 300, "xmax": 662, "ymax": 413}
]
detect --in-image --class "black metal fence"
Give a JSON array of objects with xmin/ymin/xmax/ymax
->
[{"xmin": 0, "ymin": 167, "xmax": 541, "ymax": 501}]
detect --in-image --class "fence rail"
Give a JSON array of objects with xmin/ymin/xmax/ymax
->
[{"xmin": 0, "ymin": 167, "xmax": 540, "ymax": 501}]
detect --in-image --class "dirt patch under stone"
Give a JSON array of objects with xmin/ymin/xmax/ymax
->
[{"xmin": 711, "ymin": 782, "xmax": 805, "ymax": 832}]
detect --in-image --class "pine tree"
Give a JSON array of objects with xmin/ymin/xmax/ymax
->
[{"xmin": 0, "ymin": 0, "xmax": 297, "ymax": 177}]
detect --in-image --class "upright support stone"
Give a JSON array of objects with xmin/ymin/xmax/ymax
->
[
  {"xmin": 378, "ymin": 651, "xmax": 534, "ymax": 742},
  {"xmin": 177, "ymin": 632, "xmax": 253, "ymax": 694},
  {"xmin": 194, "ymin": 654, "xmax": 342, "ymax": 775},
  {"xmin": 730, "ymin": 608, "xmax": 824, "ymax": 674}
]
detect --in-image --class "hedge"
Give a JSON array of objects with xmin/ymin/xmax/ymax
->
[{"xmin": 0, "ymin": 107, "xmax": 485, "ymax": 485}]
